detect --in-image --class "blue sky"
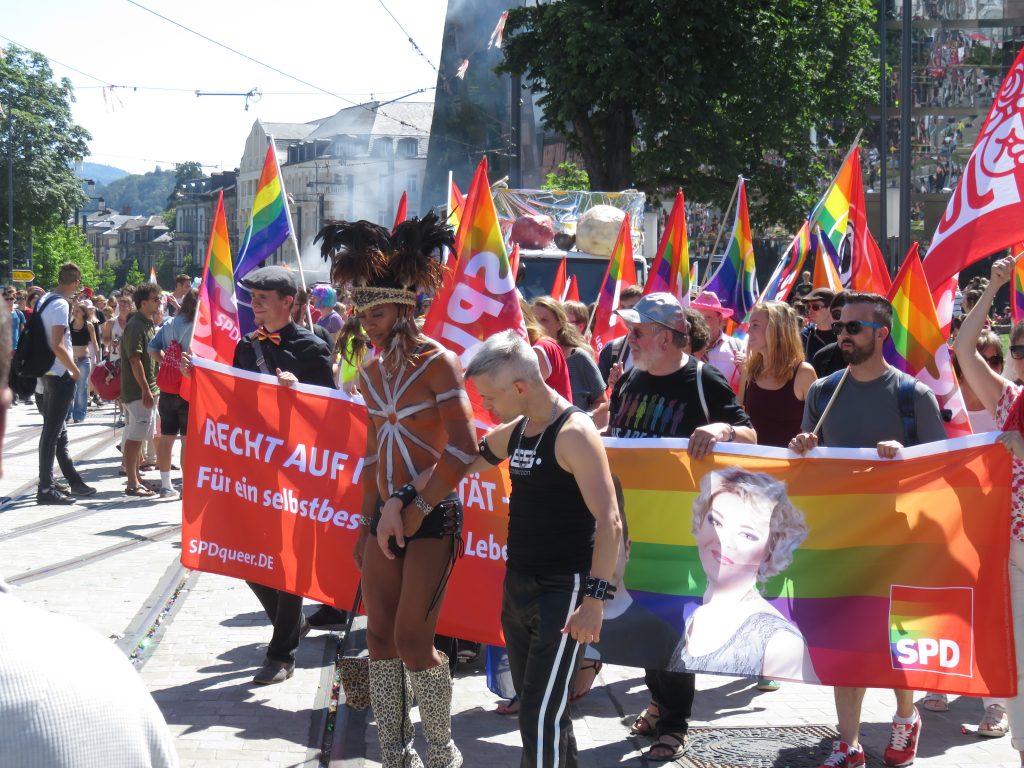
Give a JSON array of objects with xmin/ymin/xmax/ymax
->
[{"xmin": 3, "ymin": 0, "xmax": 448, "ymax": 174}]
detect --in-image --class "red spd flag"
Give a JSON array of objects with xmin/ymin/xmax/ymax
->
[{"xmin": 924, "ymin": 44, "xmax": 1024, "ymax": 290}]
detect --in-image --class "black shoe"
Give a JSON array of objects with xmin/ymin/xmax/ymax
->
[
  {"xmin": 253, "ymin": 659, "xmax": 294, "ymax": 685},
  {"xmin": 37, "ymin": 487, "xmax": 75, "ymax": 505},
  {"xmin": 68, "ymin": 482, "xmax": 97, "ymax": 496},
  {"xmin": 306, "ymin": 605, "xmax": 349, "ymax": 630}
]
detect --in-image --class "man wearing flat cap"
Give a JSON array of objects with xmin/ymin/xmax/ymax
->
[
  {"xmin": 606, "ymin": 291, "xmax": 756, "ymax": 762},
  {"xmin": 232, "ymin": 265, "xmax": 335, "ymax": 685},
  {"xmin": 800, "ymin": 287, "xmax": 837, "ymax": 361}
]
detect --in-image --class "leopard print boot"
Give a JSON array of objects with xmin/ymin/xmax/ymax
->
[
  {"xmin": 408, "ymin": 652, "xmax": 462, "ymax": 768},
  {"xmin": 369, "ymin": 657, "xmax": 424, "ymax": 768}
]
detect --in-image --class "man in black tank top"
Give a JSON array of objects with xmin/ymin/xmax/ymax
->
[
  {"xmin": 464, "ymin": 330, "xmax": 622, "ymax": 768},
  {"xmin": 609, "ymin": 292, "xmax": 756, "ymax": 762}
]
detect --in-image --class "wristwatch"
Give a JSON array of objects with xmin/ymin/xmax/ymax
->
[{"xmin": 722, "ymin": 425, "xmax": 736, "ymax": 442}]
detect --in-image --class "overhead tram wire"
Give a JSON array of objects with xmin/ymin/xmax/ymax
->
[
  {"xmin": 120, "ymin": 0, "xmax": 471, "ymax": 144},
  {"xmin": 376, "ymin": 0, "xmax": 439, "ymax": 71}
]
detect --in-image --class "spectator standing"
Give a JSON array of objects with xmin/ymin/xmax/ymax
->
[
  {"xmin": 532, "ymin": 296, "xmax": 606, "ymax": 414},
  {"xmin": 120, "ymin": 283, "xmax": 161, "ymax": 498},
  {"xmin": 800, "ymin": 288, "xmax": 838, "ymax": 361},
  {"xmin": 68, "ymin": 301, "xmax": 98, "ymax": 423},
  {"xmin": 811, "ymin": 293, "xmax": 849, "ymax": 378},
  {"xmin": 36, "ymin": 264, "xmax": 96, "ymax": 504},
  {"xmin": 693, "ymin": 290, "xmax": 746, "ymax": 391}
]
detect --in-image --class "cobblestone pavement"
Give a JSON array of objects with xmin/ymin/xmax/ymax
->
[{"xmin": 1, "ymin": 400, "xmax": 1019, "ymax": 767}]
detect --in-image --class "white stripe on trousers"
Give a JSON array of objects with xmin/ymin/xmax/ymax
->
[{"xmin": 536, "ymin": 573, "xmax": 581, "ymax": 768}]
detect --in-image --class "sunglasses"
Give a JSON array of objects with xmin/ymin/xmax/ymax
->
[
  {"xmin": 832, "ymin": 320, "xmax": 883, "ymax": 336},
  {"xmin": 807, "ymin": 302, "xmax": 828, "ymax": 311},
  {"xmin": 1011, "ymin": 345, "xmax": 1024, "ymax": 360},
  {"xmin": 984, "ymin": 354, "xmax": 1004, "ymax": 368}
]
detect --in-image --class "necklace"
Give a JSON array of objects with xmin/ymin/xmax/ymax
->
[{"xmin": 518, "ymin": 398, "xmax": 562, "ymax": 450}]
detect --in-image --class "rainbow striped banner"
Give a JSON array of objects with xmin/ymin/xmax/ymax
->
[
  {"xmin": 811, "ymin": 149, "xmax": 855, "ymax": 254},
  {"xmin": 885, "ymin": 244, "xmax": 972, "ymax": 438},
  {"xmin": 643, "ymin": 188, "xmax": 690, "ymax": 305},
  {"xmin": 591, "ymin": 214, "xmax": 639, "ymax": 352},
  {"xmin": 1012, "ymin": 243, "xmax": 1024, "ymax": 325},
  {"xmin": 599, "ymin": 437, "xmax": 1013, "ymax": 694},
  {"xmin": 704, "ymin": 178, "xmax": 757, "ymax": 319},
  {"xmin": 192, "ymin": 191, "xmax": 240, "ymax": 365},
  {"xmin": 760, "ymin": 220, "xmax": 813, "ymax": 303},
  {"xmin": 235, "ymin": 142, "xmax": 292, "ymax": 335}
]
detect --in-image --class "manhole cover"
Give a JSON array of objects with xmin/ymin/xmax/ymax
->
[{"xmin": 676, "ymin": 725, "xmax": 883, "ymax": 768}]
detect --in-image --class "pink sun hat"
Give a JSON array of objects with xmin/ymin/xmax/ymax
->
[{"xmin": 692, "ymin": 290, "xmax": 733, "ymax": 319}]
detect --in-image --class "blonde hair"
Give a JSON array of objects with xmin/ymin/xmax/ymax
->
[
  {"xmin": 744, "ymin": 301, "xmax": 804, "ymax": 386},
  {"xmin": 532, "ymin": 296, "xmax": 590, "ymax": 353}
]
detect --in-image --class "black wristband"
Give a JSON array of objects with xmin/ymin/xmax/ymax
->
[
  {"xmin": 478, "ymin": 436, "xmax": 503, "ymax": 466},
  {"xmin": 390, "ymin": 483, "xmax": 417, "ymax": 507},
  {"xmin": 583, "ymin": 577, "xmax": 617, "ymax": 601}
]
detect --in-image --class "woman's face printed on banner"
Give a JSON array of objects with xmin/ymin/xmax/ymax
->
[{"xmin": 696, "ymin": 492, "xmax": 771, "ymax": 590}]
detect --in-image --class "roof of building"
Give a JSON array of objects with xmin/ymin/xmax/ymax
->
[
  {"xmin": 261, "ymin": 120, "xmax": 321, "ymax": 141},
  {"xmin": 306, "ymin": 101, "xmax": 433, "ymax": 141}
]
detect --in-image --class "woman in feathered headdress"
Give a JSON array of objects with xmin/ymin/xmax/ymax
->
[{"xmin": 316, "ymin": 213, "xmax": 474, "ymax": 768}]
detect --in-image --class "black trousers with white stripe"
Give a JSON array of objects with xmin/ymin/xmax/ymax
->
[{"xmin": 502, "ymin": 568, "xmax": 584, "ymax": 768}]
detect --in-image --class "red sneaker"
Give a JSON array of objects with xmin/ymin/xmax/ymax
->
[
  {"xmin": 818, "ymin": 740, "xmax": 866, "ymax": 768},
  {"xmin": 883, "ymin": 708, "xmax": 922, "ymax": 767}
]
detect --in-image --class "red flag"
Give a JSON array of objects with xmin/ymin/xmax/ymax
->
[
  {"xmin": 509, "ymin": 243, "xmax": 521, "ymax": 287},
  {"xmin": 392, "ymin": 191, "xmax": 408, "ymax": 233},
  {"xmin": 849, "ymin": 149, "xmax": 892, "ymax": 294},
  {"xmin": 932, "ymin": 274, "xmax": 959, "ymax": 340},
  {"xmin": 551, "ymin": 256, "xmax": 568, "ymax": 301},
  {"xmin": 923, "ymin": 43, "xmax": 1024, "ymax": 290},
  {"xmin": 566, "ymin": 274, "xmax": 580, "ymax": 303},
  {"xmin": 591, "ymin": 215, "xmax": 639, "ymax": 352},
  {"xmin": 423, "ymin": 157, "xmax": 525, "ymax": 369}
]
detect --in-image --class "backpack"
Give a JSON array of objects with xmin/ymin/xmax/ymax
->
[
  {"xmin": 155, "ymin": 319, "xmax": 192, "ymax": 396},
  {"xmin": 13, "ymin": 294, "xmax": 62, "ymax": 380},
  {"xmin": 815, "ymin": 369, "xmax": 918, "ymax": 445}
]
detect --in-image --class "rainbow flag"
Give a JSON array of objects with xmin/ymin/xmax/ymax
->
[
  {"xmin": 235, "ymin": 142, "xmax": 292, "ymax": 335},
  {"xmin": 812, "ymin": 227, "xmax": 844, "ymax": 292},
  {"xmin": 1012, "ymin": 244, "xmax": 1024, "ymax": 325},
  {"xmin": 884, "ymin": 243, "xmax": 972, "ymax": 438},
  {"xmin": 689, "ymin": 262, "xmax": 698, "ymax": 293},
  {"xmin": 643, "ymin": 188, "xmax": 690, "ymax": 305},
  {"xmin": 149, "ymin": 266, "xmax": 158, "ymax": 285},
  {"xmin": 449, "ymin": 177, "xmax": 466, "ymax": 260},
  {"xmin": 704, "ymin": 178, "xmax": 757, "ymax": 319},
  {"xmin": 760, "ymin": 220, "xmax": 813, "ymax": 303},
  {"xmin": 602, "ymin": 439, "xmax": 1013, "ymax": 694},
  {"xmin": 811, "ymin": 149, "xmax": 855, "ymax": 255},
  {"xmin": 591, "ymin": 214, "xmax": 638, "ymax": 352},
  {"xmin": 192, "ymin": 191, "xmax": 240, "ymax": 366}
]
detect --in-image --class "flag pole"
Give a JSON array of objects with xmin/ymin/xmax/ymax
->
[
  {"xmin": 812, "ymin": 366, "xmax": 850, "ymax": 437},
  {"xmin": 268, "ymin": 135, "xmax": 315, "ymax": 329},
  {"xmin": 701, "ymin": 176, "xmax": 741, "ymax": 290}
]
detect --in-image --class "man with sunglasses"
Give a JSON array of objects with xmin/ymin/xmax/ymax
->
[
  {"xmin": 800, "ymin": 288, "xmax": 837, "ymax": 362},
  {"xmin": 789, "ymin": 292, "xmax": 946, "ymax": 768},
  {"xmin": 810, "ymin": 293, "xmax": 849, "ymax": 378}
]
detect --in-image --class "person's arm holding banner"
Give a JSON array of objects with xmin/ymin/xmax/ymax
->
[
  {"xmin": 375, "ymin": 349, "xmax": 477, "ymax": 553},
  {"xmin": 555, "ymin": 414, "xmax": 622, "ymax": 644}
]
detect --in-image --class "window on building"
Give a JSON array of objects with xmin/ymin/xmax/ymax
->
[
  {"xmin": 398, "ymin": 138, "xmax": 418, "ymax": 158},
  {"xmin": 372, "ymin": 139, "xmax": 393, "ymax": 158}
]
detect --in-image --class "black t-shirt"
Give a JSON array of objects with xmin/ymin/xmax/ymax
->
[
  {"xmin": 801, "ymin": 325, "xmax": 836, "ymax": 362},
  {"xmin": 233, "ymin": 321, "xmax": 335, "ymax": 388},
  {"xmin": 598, "ymin": 336, "xmax": 630, "ymax": 382},
  {"xmin": 812, "ymin": 341, "xmax": 846, "ymax": 378},
  {"xmin": 608, "ymin": 356, "xmax": 751, "ymax": 438}
]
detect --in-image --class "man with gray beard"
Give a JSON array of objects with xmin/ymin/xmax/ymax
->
[{"xmin": 606, "ymin": 292, "xmax": 755, "ymax": 761}]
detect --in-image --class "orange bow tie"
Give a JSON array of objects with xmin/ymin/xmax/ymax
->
[{"xmin": 255, "ymin": 327, "xmax": 282, "ymax": 345}]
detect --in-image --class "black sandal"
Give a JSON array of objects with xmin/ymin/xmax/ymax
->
[{"xmin": 646, "ymin": 732, "xmax": 688, "ymax": 761}]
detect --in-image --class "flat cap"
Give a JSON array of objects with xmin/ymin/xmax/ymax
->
[
  {"xmin": 240, "ymin": 265, "xmax": 297, "ymax": 296},
  {"xmin": 616, "ymin": 291, "xmax": 688, "ymax": 333}
]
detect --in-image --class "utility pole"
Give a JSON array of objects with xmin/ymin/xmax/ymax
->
[
  {"xmin": 7, "ymin": 133, "xmax": 13, "ymax": 285},
  {"xmin": 879, "ymin": 0, "xmax": 889, "ymax": 272}
]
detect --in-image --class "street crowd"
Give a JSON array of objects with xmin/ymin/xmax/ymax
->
[{"xmin": 2, "ymin": 229, "xmax": 1024, "ymax": 768}]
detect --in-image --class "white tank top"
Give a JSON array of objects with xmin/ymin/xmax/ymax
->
[{"xmin": 109, "ymin": 316, "xmax": 127, "ymax": 362}]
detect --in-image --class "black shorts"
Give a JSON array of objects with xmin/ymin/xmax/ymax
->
[
  {"xmin": 370, "ymin": 493, "xmax": 462, "ymax": 559},
  {"xmin": 158, "ymin": 392, "xmax": 189, "ymax": 436}
]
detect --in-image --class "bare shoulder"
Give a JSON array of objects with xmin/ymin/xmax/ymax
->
[{"xmin": 557, "ymin": 409, "xmax": 603, "ymax": 450}]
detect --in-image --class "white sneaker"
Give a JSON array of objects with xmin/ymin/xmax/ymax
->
[{"xmin": 158, "ymin": 487, "xmax": 179, "ymax": 499}]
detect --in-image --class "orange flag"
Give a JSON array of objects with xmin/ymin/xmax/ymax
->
[
  {"xmin": 591, "ymin": 215, "xmax": 638, "ymax": 352},
  {"xmin": 392, "ymin": 191, "xmax": 408, "ymax": 233}
]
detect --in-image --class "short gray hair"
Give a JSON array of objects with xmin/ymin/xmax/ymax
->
[
  {"xmin": 691, "ymin": 467, "xmax": 808, "ymax": 584},
  {"xmin": 465, "ymin": 330, "xmax": 542, "ymax": 383}
]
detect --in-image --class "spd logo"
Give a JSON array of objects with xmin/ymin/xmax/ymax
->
[{"xmin": 888, "ymin": 585, "xmax": 973, "ymax": 677}]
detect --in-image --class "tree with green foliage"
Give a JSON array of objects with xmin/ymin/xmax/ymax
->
[
  {"xmin": 97, "ymin": 261, "xmax": 118, "ymax": 295},
  {"xmin": 33, "ymin": 225, "xmax": 98, "ymax": 289},
  {"xmin": 542, "ymin": 161, "xmax": 590, "ymax": 191},
  {"xmin": 121, "ymin": 259, "xmax": 145, "ymax": 288},
  {"xmin": 499, "ymin": 0, "xmax": 878, "ymax": 226},
  {"xmin": 155, "ymin": 254, "xmax": 179, "ymax": 290},
  {"xmin": 0, "ymin": 45, "xmax": 91, "ymax": 274},
  {"xmin": 94, "ymin": 167, "xmax": 175, "ymax": 218}
]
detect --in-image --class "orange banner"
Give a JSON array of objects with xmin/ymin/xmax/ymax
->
[{"xmin": 181, "ymin": 358, "xmax": 367, "ymax": 609}]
